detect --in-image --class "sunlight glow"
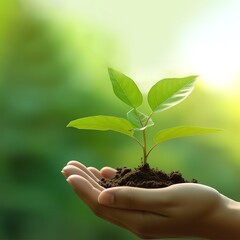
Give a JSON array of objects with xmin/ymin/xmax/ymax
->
[
  {"xmin": 24, "ymin": 0, "xmax": 240, "ymax": 93},
  {"xmin": 182, "ymin": 2, "xmax": 240, "ymax": 91}
]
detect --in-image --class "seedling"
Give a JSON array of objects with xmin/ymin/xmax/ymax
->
[{"xmin": 67, "ymin": 68, "xmax": 220, "ymax": 165}]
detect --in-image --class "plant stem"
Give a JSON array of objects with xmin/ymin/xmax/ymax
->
[
  {"xmin": 145, "ymin": 112, "xmax": 153, "ymax": 127},
  {"xmin": 142, "ymin": 111, "xmax": 154, "ymax": 165},
  {"xmin": 134, "ymin": 109, "xmax": 154, "ymax": 165},
  {"xmin": 133, "ymin": 108, "xmax": 146, "ymax": 164},
  {"xmin": 146, "ymin": 143, "xmax": 158, "ymax": 159},
  {"xmin": 142, "ymin": 129, "xmax": 147, "ymax": 165},
  {"xmin": 134, "ymin": 108, "xmax": 144, "ymax": 127},
  {"xmin": 132, "ymin": 136, "xmax": 144, "ymax": 148}
]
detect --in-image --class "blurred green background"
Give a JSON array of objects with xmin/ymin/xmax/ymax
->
[{"xmin": 1, "ymin": 1, "xmax": 240, "ymax": 239}]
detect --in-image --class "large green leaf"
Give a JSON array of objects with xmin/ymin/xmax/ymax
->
[
  {"xmin": 108, "ymin": 68, "xmax": 143, "ymax": 108},
  {"xmin": 148, "ymin": 76, "xmax": 197, "ymax": 113},
  {"xmin": 127, "ymin": 109, "xmax": 154, "ymax": 130},
  {"xmin": 67, "ymin": 115, "xmax": 134, "ymax": 136},
  {"xmin": 154, "ymin": 126, "xmax": 221, "ymax": 144}
]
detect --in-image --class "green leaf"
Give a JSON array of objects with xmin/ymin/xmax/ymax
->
[
  {"xmin": 108, "ymin": 68, "xmax": 143, "ymax": 108},
  {"xmin": 154, "ymin": 126, "xmax": 222, "ymax": 144},
  {"xmin": 148, "ymin": 76, "xmax": 197, "ymax": 113},
  {"xmin": 127, "ymin": 109, "xmax": 154, "ymax": 130},
  {"xmin": 67, "ymin": 115, "xmax": 134, "ymax": 136}
]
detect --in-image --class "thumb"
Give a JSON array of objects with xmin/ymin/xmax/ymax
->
[{"xmin": 98, "ymin": 187, "xmax": 172, "ymax": 212}]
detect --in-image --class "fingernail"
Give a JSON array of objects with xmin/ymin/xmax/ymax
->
[
  {"xmin": 66, "ymin": 177, "xmax": 72, "ymax": 186},
  {"xmin": 66, "ymin": 178, "xmax": 77, "ymax": 191},
  {"xmin": 98, "ymin": 191, "xmax": 114, "ymax": 205},
  {"xmin": 61, "ymin": 170, "xmax": 67, "ymax": 178}
]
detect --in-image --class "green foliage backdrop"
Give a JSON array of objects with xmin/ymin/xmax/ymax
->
[{"xmin": 1, "ymin": 1, "xmax": 240, "ymax": 240}]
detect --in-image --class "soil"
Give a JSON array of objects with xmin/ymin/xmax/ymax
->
[{"xmin": 99, "ymin": 164, "xmax": 197, "ymax": 189}]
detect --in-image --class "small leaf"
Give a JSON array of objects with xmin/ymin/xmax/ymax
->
[
  {"xmin": 67, "ymin": 115, "xmax": 134, "ymax": 136},
  {"xmin": 127, "ymin": 109, "xmax": 154, "ymax": 130},
  {"xmin": 108, "ymin": 68, "xmax": 143, "ymax": 108},
  {"xmin": 154, "ymin": 126, "xmax": 222, "ymax": 144},
  {"xmin": 148, "ymin": 76, "xmax": 197, "ymax": 113}
]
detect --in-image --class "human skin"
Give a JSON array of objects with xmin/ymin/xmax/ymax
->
[{"xmin": 62, "ymin": 161, "xmax": 240, "ymax": 239}]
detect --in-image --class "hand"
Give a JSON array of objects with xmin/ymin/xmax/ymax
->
[{"xmin": 62, "ymin": 161, "xmax": 240, "ymax": 239}]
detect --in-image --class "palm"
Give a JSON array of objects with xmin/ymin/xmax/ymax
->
[{"xmin": 62, "ymin": 161, "xmax": 234, "ymax": 239}]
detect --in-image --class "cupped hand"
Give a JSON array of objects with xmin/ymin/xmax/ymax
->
[{"xmin": 62, "ymin": 161, "xmax": 239, "ymax": 239}]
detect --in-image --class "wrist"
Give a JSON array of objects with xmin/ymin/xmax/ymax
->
[{"xmin": 203, "ymin": 195, "xmax": 240, "ymax": 239}]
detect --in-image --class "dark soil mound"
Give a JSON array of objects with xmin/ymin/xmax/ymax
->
[{"xmin": 99, "ymin": 164, "xmax": 197, "ymax": 189}]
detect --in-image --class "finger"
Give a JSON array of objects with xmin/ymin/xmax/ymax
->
[
  {"xmin": 67, "ymin": 175, "xmax": 100, "ymax": 205},
  {"xmin": 67, "ymin": 175, "xmax": 144, "ymax": 232},
  {"xmin": 98, "ymin": 186, "xmax": 173, "ymax": 214},
  {"xmin": 100, "ymin": 167, "xmax": 117, "ymax": 179},
  {"xmin": 67, "ymin": 160, "xmax": 99, "ymax": 182},
  {"xmin": 88, "ymin": 167, "xmax": 102, "ymax": 180},
  {"xmin": 68, "ymin": 177, "xmax": 175, "ymax": 239},
  {"xmin": 63, "ymin": 165, "xmax": 104, "ymax": 191}
]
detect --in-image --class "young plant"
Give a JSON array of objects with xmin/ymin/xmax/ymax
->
[{"xmin": 67, "ymin": 68, "xmax": 221, "ymax": 165}]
